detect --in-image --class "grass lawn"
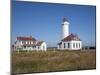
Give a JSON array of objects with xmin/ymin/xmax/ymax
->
[{"xmin": 11, "ymin": 50, "xmax": 96, "ymax": 74}]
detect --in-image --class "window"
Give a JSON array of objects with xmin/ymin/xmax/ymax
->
[
  {"xmin": 28, "ymin": 41, "xmax": 29, "ymax": 44},
  {"xmin": 24, "ymin": 46, "xmax": 26, "ymax": 48},
  {"xmin": 68, "ymin": 43, "xmax": 70, "ymax": 48},
  {"xmin": 76, "ymin": 43, "xmax": 78, "ymax": 48},
  {"xmin": 38, "ymin": 46, "xmax": 40, "ymax": 49},
  {"xmin": 79, "ymin": 43, "xmax": 80, "ymax": 48},
  {"xmin": 28, "ymin": 41, "xmax": 30, "ymax": 44},
  {"xmin": 29, "ymin": 41, "xmax": 31, "ymax": 44},
  {"xmin": 26, "ymin": 41, "xmax": 29, "ymax": 44},
  {"xmin": 22, "ymin": 41, "xmax": 25, "ymax": 44},
  {"xmin": 59, "ymin": 42, "xmax": 62, "ymax": 48},
  {"xmin": 73, "ymin": 43, "xmax": 75, "ymax": 48},
  {"xmin": 33, "ymin": 46, "xmax": 35, "ymax": 48},
  {"xmin": 64, "ymin": 43, "xmax": 66, "ymax": 48}
]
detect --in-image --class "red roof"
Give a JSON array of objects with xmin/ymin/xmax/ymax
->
[
  {"xmin": 62, "ymin": 33, "xmax": 81, "ymax": 41},
  {"xmin": 17, "ymin": 36, "xmax": 36, "ymax": 41}
]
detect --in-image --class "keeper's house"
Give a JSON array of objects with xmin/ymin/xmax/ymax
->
[{"xmin": 14, "ymin": 36, "xmax": 47, "ymax": 51}]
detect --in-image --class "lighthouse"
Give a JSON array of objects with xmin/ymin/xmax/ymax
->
[
  {"xmin": 62, "ymin": 17, "xmax": 69, "ymax": 39},
  {"xmin": 58, "ymin": 17, "xmax": 82, "ymax": 50}
]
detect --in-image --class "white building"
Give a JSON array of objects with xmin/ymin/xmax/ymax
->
[
  {"xmin": 14, "ymin": 36, "xmax": 47, "ymax": 51},
  {"xmin": 57, "ymin": 18, "xmax": 82, "ymax": 50}
]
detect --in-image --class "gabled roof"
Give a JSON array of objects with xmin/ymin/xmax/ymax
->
[
  {"xmin": 63, "ymin": 17, "xmax": 68, "ymax": 22},
  {"xmin": 62, "ymin": 33, "xmax": 81, "ymax": 41},
  {"xmin": 17, "ymin": 36, "xmax": 36, "ymax": 41}
]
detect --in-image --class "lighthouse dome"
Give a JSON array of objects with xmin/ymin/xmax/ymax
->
[
  {"xmin": 62, "ymin": 17, "xmax": 69, "ymax": 25},
  {"xmin": 63, "ymin": 17, "xmax": 68, "ymax": 22}
]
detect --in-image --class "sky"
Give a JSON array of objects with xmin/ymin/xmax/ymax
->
[{"xmin": 12, "ymin": 1, "xmax": 96, "ymax": 47}]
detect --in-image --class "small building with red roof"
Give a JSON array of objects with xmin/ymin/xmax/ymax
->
[{"xmin": 14, "ymin": 36, "xmax": 47, "ymax": 51}]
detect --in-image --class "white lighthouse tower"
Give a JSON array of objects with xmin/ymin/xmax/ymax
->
[{"xmin": 62, "ymin": 17, "xmax": 69, "ymax": 39}]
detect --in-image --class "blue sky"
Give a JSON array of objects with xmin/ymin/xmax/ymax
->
[{"xmin": 12, "ymin": 1, "xmax": 96, "ymax": 47}]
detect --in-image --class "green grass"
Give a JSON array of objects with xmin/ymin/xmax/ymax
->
[{"xmin": 11, "ymin": 50, "xmax": 96, "ymax": 74}]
